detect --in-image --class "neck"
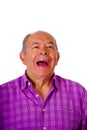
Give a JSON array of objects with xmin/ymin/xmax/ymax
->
[
  {"xmin": 26, "ymin": 71, "xmax": 53, "ymax": 100},
  {"xmin": 32, "ymin": 78, "xmax": 52, "ymax": 101},
  {"xmin": 26, "ymin": 70, "xmax": 53, "ymax": 88},
  {"xmin": 30, "ymin": 75, "xmax": 52, "ymax": 88}
]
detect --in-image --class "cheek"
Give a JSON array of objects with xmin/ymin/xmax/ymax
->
[
  {"xmin": 26, "ymin": 53, "xmax": 36, "ymax": 64},
  {"xmin": 51, "ymin": 53, "xmax": 58, "ymax": 61}
]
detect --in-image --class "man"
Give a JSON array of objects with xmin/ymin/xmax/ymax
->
[{"xmin": 0, "ymin": 31, "xmax": 87, "ymax": 130}]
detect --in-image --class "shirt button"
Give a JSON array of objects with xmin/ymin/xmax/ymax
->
[
  {"xmin": 43, "ymin": 109, "xmax": 46, "ymax": 112},
  {"xmin": 28, "ymin": 82, "xmax": 31, "ymax": 86},
  {"xmin": 36, "ymin": 94, "xmax": 39, "ymax": 97},
  {"xmin": 43, "ymin": 126, "xmax": 46, "ymax": 130}
]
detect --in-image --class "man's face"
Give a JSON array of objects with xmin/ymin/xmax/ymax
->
[{"xmin": 20, "ymin": 31, "xmax": 60, "ymax": 79}]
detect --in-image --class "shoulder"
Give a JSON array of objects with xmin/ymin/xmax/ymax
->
[
  {"xmin": 0, "ymin": 75, "xmax": 23, "ymax": 89},
  {"xmin": 55, "ymin": 75, "xmax": 87, "ymax": 95},
  {"xmin": 55, "ymin": 75, "xmax": 87, "ymax": 106},
  {"xmin": 0, "ymin": 75, "xmax": 25, "ymax": 102},
  {"xmin": 55, "ymin": 75, "xmax": 85, "ymax": 87}
]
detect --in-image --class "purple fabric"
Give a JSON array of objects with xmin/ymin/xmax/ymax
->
[{"xmin": 0, "ymin": 74, "xmax": 87, "ymax": 130}]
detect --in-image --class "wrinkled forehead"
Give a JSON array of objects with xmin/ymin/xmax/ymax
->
[{"xmin": 27, "ymin": 31, "xmax": 56, "ymax": 44}]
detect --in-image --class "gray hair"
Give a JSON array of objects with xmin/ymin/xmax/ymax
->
[{"xmin": 21, "ymin": 34, "xmax": 31, "ymax": 53}]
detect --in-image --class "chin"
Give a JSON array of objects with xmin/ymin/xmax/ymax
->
[{"xmin": 37, "ymin": 73, "xmax": 52, "ymax": 78}]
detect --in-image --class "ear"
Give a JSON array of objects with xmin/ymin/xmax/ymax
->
[
  {"xmin": 56, "ymin": 52, "xmax": 60, "ymax": 65},
  {"xmin": 19, "ymin": 52, "xmax": 26, "ymax": 65}
]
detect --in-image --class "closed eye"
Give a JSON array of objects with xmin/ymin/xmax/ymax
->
[
  {"xmin": 47, "ymin": 45, "xmax": 54, "ymax": 49},
  {"xmin": 34, "ymin": 46, "xmax": 39, "ymax": 48},
  {"xmin": 32, "ymin": 46, "xmax": 39, "ymax": 49}
]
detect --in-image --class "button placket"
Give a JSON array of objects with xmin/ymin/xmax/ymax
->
[{"xmin": 42, "ymin": 106, "xmax": 46, "ymax": 130}]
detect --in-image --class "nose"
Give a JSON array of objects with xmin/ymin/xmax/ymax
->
[
  {"xmin": 40, "ymin": 52, "xmax": 48, "ymax": 55},
  {"xmin": 40, "ymin": 47, "xmax": 48, "ymax": 56}
]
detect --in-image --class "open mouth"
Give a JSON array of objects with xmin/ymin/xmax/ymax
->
[{"xmin": 36, "ymin": 60, "xmax": 49, "ymax": 67}]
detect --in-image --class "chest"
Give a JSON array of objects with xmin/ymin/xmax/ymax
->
[{"xmin": 0, "ymin": 89, "xmax": 81, "ymax": 130}]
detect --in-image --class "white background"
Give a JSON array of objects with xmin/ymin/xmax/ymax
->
[{"xmin": 0, "ymin": 0, "xmax": 87, "ymax": 89}]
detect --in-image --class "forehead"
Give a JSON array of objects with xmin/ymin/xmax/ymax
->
[{"xmin": 27, "ymin": 31, "xmax": 56, "ymax": 44}]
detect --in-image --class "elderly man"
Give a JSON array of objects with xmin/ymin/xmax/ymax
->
[{"xmin": 0, "ymin": 31, "xmax": 87, "ymax": 130}]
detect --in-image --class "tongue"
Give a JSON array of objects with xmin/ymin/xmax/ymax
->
[{"xmin": 37, "ymin": 61, "xmax": 48, "ymax": 67}]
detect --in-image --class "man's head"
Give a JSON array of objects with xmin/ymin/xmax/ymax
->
[{"xmin": 20, "ymin": 30, "xmax": 60, "ymax": 79}]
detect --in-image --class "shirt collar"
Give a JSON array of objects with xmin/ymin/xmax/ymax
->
[
  {"xmin": 21, "ymin": 72, "xmax": 59, "ymax": 90},
  {"xmin": 20, "ymin": 72, "xmax": 32, "ymax": 90},
  {"xmin": 52, "ymin": 74, "xmax": 59, "ymax": 89}
]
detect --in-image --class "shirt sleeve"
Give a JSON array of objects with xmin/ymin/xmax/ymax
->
[{"xmin": 80, "ymin": 87, "xmax": 87, "ymax": 130}]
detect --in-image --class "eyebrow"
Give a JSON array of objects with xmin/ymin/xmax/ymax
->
[
  {"xmin": 30, "ymin": 41, "xmax": 58, "ymax": 50},
  {"xmin": 47, "ymin": 41, "xmax": 58, "ymax": 50},
  {"xmin": 30, "ymin": 42, "xmax": 40, "ymax": 47},
  {"xmin": 47, "ymin": 41, "xmax": 55, "ymax": 45}
]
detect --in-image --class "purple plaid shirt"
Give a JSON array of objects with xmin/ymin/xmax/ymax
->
[{"xmin": 0, "ymin": 73, "xmax": 87, "ymax": 130}]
